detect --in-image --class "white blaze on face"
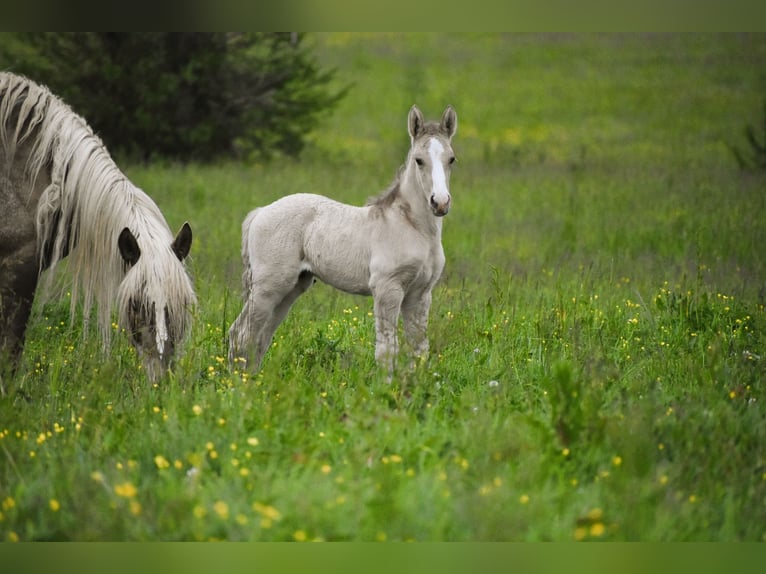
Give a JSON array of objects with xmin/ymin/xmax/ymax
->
[
  {"xmin": 155, "ymin": 300, "xmax": 169, "ymax": 359},
  {"xmin": 428, "ymin": 138, "xmax": 451, "ymax": 210}
]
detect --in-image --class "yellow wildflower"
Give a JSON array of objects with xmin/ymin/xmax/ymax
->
[
  {"xmin": 114, "ymin": 482, "xmax": 137, "ymax": 498},
  {"xmin": 213, "ymin": 500, "xmax": 230, "ymax": 520},
  {"xmin": 587, "ymin": 508, "xmax": 603, "ymax": 521},
  {"xmin": 252, "ymin": 502, "xmax": 282, "ymax": 521},
  {"xmin": 154, "ymin": 455, "xmax": 170, "ymax": 470}
]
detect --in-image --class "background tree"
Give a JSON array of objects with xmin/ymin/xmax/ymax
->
[{"xmin": 0, "ymin": 32, "xmax": 345, "ymax": 161}]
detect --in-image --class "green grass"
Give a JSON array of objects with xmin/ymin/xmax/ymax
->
[{"xmin": 2, "ymin": 33, "xmax": 766, "ymax": 541}]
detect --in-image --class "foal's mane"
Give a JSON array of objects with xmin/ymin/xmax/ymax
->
[
  {"xmin": 366, "ymin": 166, "xmax": 404, "ymax": 209},
  {"xmin": 0, "ymin": 72, "xmax": 191, "ymax": 345}
]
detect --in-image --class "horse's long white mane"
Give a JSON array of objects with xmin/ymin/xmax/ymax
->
[{"xmin": 0, "ymin": 73, "xmax": 194, "ymax": 347}]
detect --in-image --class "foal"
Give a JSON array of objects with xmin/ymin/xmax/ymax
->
[{"xmin": 229, "ymin": 105, "xmax": 457, "ymax": 376}]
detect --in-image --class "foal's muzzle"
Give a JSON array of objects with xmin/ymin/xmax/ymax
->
[{"xmin": 430, "ymin": 194, "xmax": 451, "ymax": 217}]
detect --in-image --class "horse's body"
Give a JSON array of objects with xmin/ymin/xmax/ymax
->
[
  {"xmin": 0, "ymin": 72, "xmax": 196, "ymax": 385},
  {"xmin": 229, "ymin": 105, "xmax": 457, "ymax": 376}
]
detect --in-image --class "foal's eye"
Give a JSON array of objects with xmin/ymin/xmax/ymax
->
[
  {"xmin": 448, "ymin": 156, "xmax": 456, "ymax": 165},
  {"xmin": 415, "ymin": 158, "xmax": 424, "ymax": 167}
]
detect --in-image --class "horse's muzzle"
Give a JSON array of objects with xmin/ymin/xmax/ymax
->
[{"xmin": 430, "ymin": 194, "xmax": 451, "ymax": 217}]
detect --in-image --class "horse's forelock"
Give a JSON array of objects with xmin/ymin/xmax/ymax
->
[{"xmin": 118, "ymin": 247, "xmax": 195, "ymax": 334}]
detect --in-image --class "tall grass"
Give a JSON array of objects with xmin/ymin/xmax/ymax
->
[{"xmin": 1, "ymin": 33, "xmax": 765, "ymax": 541}]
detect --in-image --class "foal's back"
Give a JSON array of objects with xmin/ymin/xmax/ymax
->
[{"xmin": 245, "ymin": 192, "xmax": 374, "ymax": 296}]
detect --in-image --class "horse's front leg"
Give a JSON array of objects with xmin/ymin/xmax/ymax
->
[
  {"xmin": 402, "ymin": 290, "xmax": 431, "ymax": 368},
  {"xmin": 371, "ymin": 281, "xmax": 405, "ymax": 379}
]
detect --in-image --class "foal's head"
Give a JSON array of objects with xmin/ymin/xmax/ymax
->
[
  {"xmin": 407, "ymin": 105, "xmax": 458, "ymax": 217},
  {"xmin": 117, "ymin": 222, "xmax": 195, "ymax": 382}
]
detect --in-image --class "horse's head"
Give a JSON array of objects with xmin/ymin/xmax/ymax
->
[
  {"xmin": 407, "ymin": 105, "xmax": 458, "ymax": 217},
  {"xmin": 117, "ymin": 221, "xmax": 195, "ymax": 382}
]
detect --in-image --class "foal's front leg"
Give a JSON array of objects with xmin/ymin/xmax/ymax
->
[
  {"xmin": 371, "ymin": 281, "xmax": 405, "ymax": 378},
  {"xmin": 402, "ymin": 290, "xmax": 432, "ymax": 368}
]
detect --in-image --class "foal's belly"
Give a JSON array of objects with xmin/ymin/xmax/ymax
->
[
  {"xmin": 301, "ymin": 201, "xmax": 373, "ymax": 296},
  {"xmin": 310, "ymin": 260, "xmax": 372, "ymax": 296}
]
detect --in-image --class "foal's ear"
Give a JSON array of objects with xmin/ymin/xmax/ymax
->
[
  {"xmin": 408, "ymin": 105, "xmax": 425, "ymax": 143},
  {"xmin": 441, "ymin": 105, "xmax": 457, "ymax": 140},
  {"xmin": 171, "ymin": 221, "xmax": 193, "ymax": 262},
  {"xmin": 118, "ymin": 227, "xmax": 141, "ymax": 267}
]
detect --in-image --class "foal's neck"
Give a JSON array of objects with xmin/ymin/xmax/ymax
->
[{"xmin": 398, "ymin": 164, "xmax": 442, "ymax": 237}]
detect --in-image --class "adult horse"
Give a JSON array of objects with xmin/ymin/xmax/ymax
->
[
  {"xmin": 229, "ymin": 105, "xmax": 457, "ymax": 377},
  {"xmin": 0, "ymin": 72, "xmax": 196, "ymax": 386}
]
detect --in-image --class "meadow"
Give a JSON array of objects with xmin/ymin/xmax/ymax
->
[{"xmin": 1, "ymin": 33, "xmax": 765, "ymax": 541}]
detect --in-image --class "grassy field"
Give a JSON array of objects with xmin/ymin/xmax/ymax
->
[{"xmin": 2, "ymin": 33, "xmax": 766, "ymax": 541}]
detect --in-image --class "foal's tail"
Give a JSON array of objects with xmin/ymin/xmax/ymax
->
[
  {"xmin": 239, "ymin": 208, "xmax": 261, "ymax": 293},
  {"xmin": 240, "ymin": 208, "xmax": 260, "ymax": 257}
]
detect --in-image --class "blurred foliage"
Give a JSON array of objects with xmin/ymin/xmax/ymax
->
[
  {"xmin": 731, "ymin": 99, "xmax": 766, "ymax": 171},
  {"xmin": 0, "ymin": 32, "xmax": 346, "ymax": 161}
]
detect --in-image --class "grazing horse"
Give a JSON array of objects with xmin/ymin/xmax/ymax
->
[
  {"xmin": 229, "ymin": 105, "xmax": 457, "ymax": 377},
  {"xmin": 0, "ymin": 72, "xmax": 196, "ymax": 386}
]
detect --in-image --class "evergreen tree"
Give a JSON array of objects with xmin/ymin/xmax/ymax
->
[{"xmin": 0, "ymin": 33, "xmax": 345, "ymax": 161}]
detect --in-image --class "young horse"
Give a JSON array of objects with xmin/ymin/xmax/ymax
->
[
  {"xmin": 0, "ymin": 72, "xmax": 196, "ymax": 386},
  {"xmin": 229, "ymin": 105, "xmax": 457, "ymax": 377}
]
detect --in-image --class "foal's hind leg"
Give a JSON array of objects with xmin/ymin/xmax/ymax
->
[
  {"xmin": 228, "ymin": 271, "xmax": 314, "ymax": 372},
  {"xmin": 228, "ymin": 298, "xmax": 257, "ymax": 368},
  {"xmin": 256, "ymin": 270, "xmax": 314, "ymax": 363},
  {"xmin": 264, "ymin": 271, "xmax": 314, "ymax": 342},
  {"xmin": 228, "ymin": 295, "xmax": 277, "ymax": 371}
]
